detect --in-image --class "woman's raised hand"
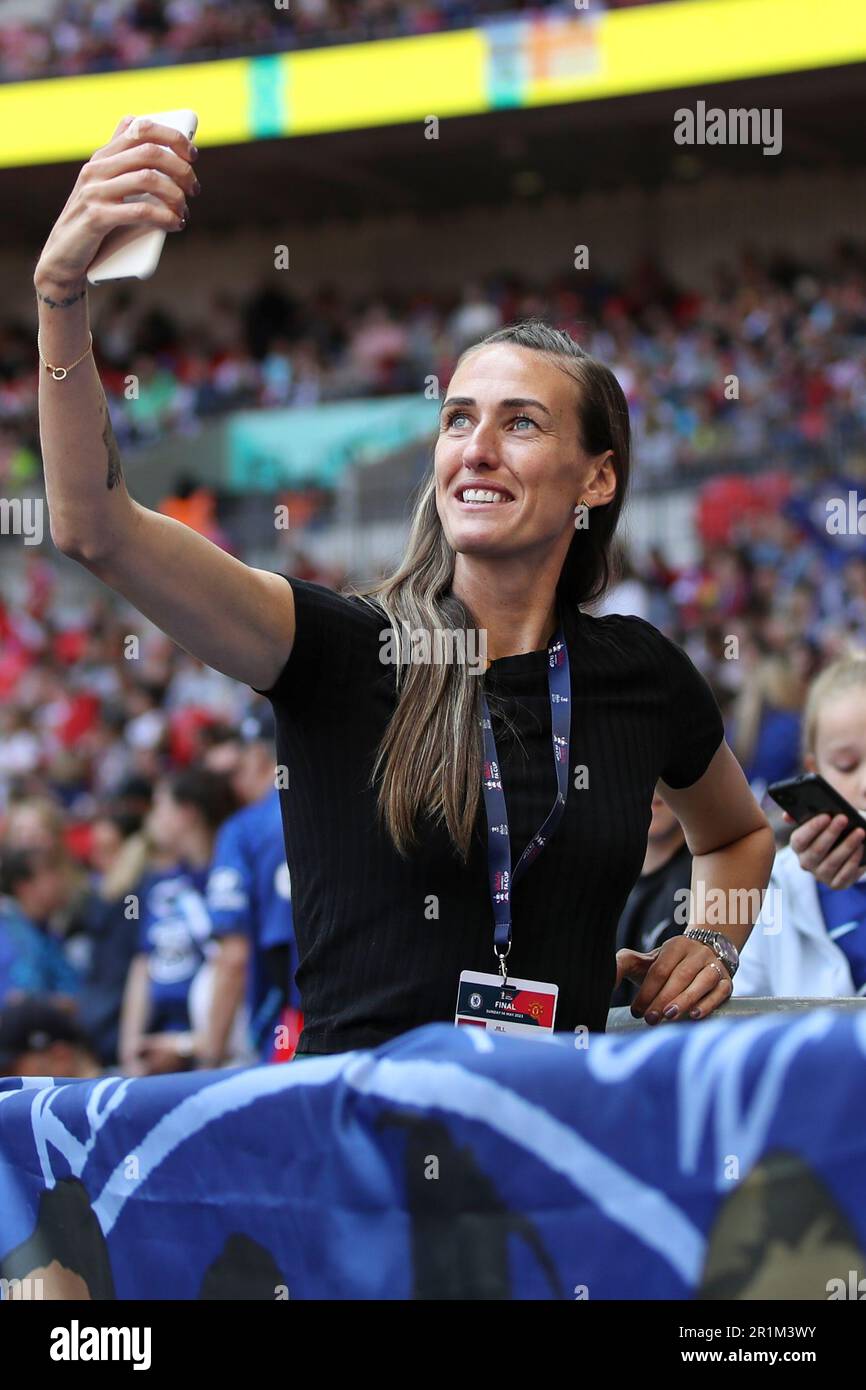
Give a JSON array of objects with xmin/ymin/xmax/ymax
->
[{"xmin": 34, "ymin": 114, "xmax": 200, "ymax": 289}]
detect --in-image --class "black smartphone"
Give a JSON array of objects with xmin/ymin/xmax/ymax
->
[{"xmin": 767, "ymin": 772, "xmax": 866, "ymax": 866}]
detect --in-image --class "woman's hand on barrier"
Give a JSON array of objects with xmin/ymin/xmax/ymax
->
[
  {"xmin": 782, "ymin": 811, "xmax": 866, "ymax": 890},
  {"xmin": 34, "ymin": 114, "xmax": 199, "ymax": 290},
  {"xmin": 617, "ymin": 935, "xmax": 733, "ymax": 1025}
]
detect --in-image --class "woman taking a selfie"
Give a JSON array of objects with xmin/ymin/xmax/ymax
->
[{"xmin": 34, "ymin": 116, "xmax": 775, "ymax": 1056}]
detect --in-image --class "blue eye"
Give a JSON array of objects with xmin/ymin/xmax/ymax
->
[
  {"xmin": 512, "ymin": 415, "xmax": 536, "ymax": 429},
  {"xmin": 443, "ymin": 410, "xmax": 469, "ymax": 429}
]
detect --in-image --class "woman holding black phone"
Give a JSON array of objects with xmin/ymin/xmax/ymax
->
[{"xmin": 33, "ymin": 116, "xmax": 776, "ymax": 1054}]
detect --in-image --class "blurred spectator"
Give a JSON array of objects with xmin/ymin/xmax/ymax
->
[
  {"xmin": 75, "ymin": 805, "xmax": 151, "ymax": 1064},
  {"xmin": 729, "ymin": 644, "xmax": 810, "ymax": 795},
  {"xmin": 592, "ymin": 549, "xmax": 651, "ymax": 621},
  {"xmin": 198, "ymin": 721, "xmax": 245, "ymax": 784},
  {"xmin": 4, "ymin": 245, "xmax": 866, "ymax": 485},
  {"xmin": 1, "ymin": 796, "xmax": 94, "ymax": 968},
  {"xmin": 0, "ymin": 997, "xmax": 102, "ymax": 1078},
  {"xmin": 158, "ymin": 473, "xmax": 230, "ymax": 548},
  {"xmin": 0, "ymin": 848, "xmax": 81, "ymax": 1001},
  {"xmin": 448, "ymin": 282, "xmax": 502, "ymax": 355},
  {"xmin": 117, "ymin": 766, "xmax": 239, "ymax": 1075},
  {"xmin": 203, "ymin": 705, "xmax": 300, "ymax": 1067}
]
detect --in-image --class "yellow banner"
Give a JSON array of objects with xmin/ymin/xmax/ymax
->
[
  {"xmin": 524, "ymin": 0, "xmax": 866, "ymax": 105},
  {"xmin": 289, "ymin": 30, "xmax": 486, "ymax": 135},
  {"xmin": 0, "ymin": 60, "xmax": 250, "ymax": 168},
  {"xmin": 0, "ymin": 0, "xmax": 862, "ymax": 167}
]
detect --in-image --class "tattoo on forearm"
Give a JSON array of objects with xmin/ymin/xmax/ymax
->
[
  {"xmin": 100, "ymin": 392, "xmax": 124, "ymax": 491},
  {"xmin": 35, "ymin": 286, "xmax": 87, "ymax": 310}
]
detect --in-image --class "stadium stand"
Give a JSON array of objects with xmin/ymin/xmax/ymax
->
[{"xmin": 0, "ymin": 0, "xmax": 695, "ymax": 83}]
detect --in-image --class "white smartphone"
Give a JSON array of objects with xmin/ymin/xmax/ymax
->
[{"xmin": 87, "ymin": 109, "xmax": 198, "ymax": 285}]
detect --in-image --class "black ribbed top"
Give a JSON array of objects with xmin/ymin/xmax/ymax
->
[{"xmin": 253, "ymin": 577, "xmax": 724, "ymax": 1054}]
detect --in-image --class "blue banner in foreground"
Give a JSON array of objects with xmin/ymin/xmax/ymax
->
[{"xmin": 1, "ymin": 1012, "xmax": 865, "ymax": 1299}]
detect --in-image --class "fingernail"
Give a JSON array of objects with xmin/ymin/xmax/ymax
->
[
  {"xmin": 690, "ymin": 1007, "xmax": 702, "ymax": 1019},
  {"xmin": 663, "ymin": 1004, "xmax": 679, "ymax": 1019},
  {"xmin": 645, "ymin": 1010, "xmax": 660, "ymax": 1025},
  {"xmin": 631, "ymin": 1007, "xmax": 643, "ymax": 1019},
  {"xmin": 192, "ymin": 178, "xmax": 201, "ymax": 195},
  {"xmin": 190, "ymin": 144, "xmax": 200, "ymax": 161}
]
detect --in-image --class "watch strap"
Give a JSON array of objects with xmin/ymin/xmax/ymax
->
[{"xmin": 684, "ymin": 927, "xmax": 739, "ymax": 978}]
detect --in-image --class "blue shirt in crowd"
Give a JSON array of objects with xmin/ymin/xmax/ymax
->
[
  {"xmin": 136, "ymin": 865, "xmax": 211, "ymax": 1032},
  {"xmin": 206, "ymin": 788, "xmax": 297, "ymax": 1057},
  {"xmin": 0, "ymin": 898, "xmax": 81, "ymax": 1002}
]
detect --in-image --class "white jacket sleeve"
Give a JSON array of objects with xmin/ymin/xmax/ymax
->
[
  {"xmin": 732, "ymin": 863, "xmax": 781, "ymax": 997},
  {"xmin": 733, "ymin": 920, "xmax": 772, "ymax": 996}
]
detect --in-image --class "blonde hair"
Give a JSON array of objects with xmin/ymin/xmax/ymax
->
[{"xmin": 802, "ymin": 651, "xmax": 866, "ymax": 762}]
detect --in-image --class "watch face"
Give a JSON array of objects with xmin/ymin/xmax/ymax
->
[{"xmin": 690, "ymin": 929, "xmax": 737, "ymax": 973}]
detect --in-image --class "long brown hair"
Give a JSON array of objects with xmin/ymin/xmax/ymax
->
[{"xmin": 349, "ymin": 320, "xmax": 631, "ymax": 861}]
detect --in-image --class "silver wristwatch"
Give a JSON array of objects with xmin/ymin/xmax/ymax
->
[{"xmin": 683, "ymin": 927, "xmax": 739, "ymax": 979}]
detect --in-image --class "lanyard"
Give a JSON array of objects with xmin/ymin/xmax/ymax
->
[{"xmin": 480, "ymin": 625, "xmax": 571, "ymax": 978}]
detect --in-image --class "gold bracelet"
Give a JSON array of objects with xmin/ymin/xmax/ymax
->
[{"xmin": 37, "ymin": 330, "xmax": 94, "ymax": 381}]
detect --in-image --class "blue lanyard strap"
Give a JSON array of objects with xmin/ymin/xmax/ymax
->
[{"xmin": 480, "ymin": 627, "xmax": 571, "ymax": 973}]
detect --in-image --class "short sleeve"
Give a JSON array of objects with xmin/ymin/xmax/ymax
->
[
  {"xmin": 656, "ymin": 632, "xmax": 726, "ymax": 789},
  {"xmin": 250, "ymin": 576, "xmax": 384, "ymax": 705}
]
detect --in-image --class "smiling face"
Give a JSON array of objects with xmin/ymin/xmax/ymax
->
[{"xmin": 434, "ymin": 343, "xmax": 615, "ymax": 561}]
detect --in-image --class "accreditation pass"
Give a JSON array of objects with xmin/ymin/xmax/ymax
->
[{"xmin": 455, "ymin": 970, "xmax": 558, "ymax": 1037}]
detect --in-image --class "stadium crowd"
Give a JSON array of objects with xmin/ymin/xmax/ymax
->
[
  {"xmin": 3, "ymin": 244, "xmax": 866, "ymax": 485},
  {"xmin": 1, "ymin": 458, "xmax": 865, "ymax": 1072},
  {"xmin": 0, "ymin": 0, "xmax": 687, "ymax": 84},
  {"xmin": 1, "ymin": 232, "xmax": 865, "ymax": 1074}
]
